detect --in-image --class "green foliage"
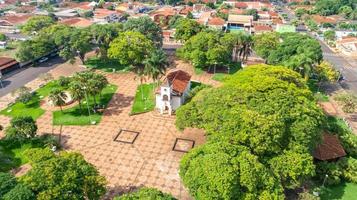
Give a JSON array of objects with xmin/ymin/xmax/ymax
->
[
  {"xmin": 0, "ymin": 172, "xmax": 17, "ymax": 198},
  {"xmin": 180, "ymin": 142, "xmax": 285, "ymax": 200},
  {"xmin": 334, "ymin": 92, "xmax": 357, "ymax": 113},
  {"xmin": 177, "ymin": 65, "xmax": 323, "ymax": 199},
  {"xmin": 123, "ymin": 16, "xmax": 163, "ymax": 47},
  {"xmin": 258, "ymin": 33, "xmax": 323, "ymax": 79},
  {"xmin": 23, "ymin": 148, "xmax": 55, "ymax": 165},
  {"xmin": 21, "ymin": 16, "xmax": 55, "ymax": 34},
  {"xmin": 314, "ymin": 0, "xmax": 356, "ymax": 16},
  {"xmin": 168, "ymin": 15, "xmax": 183, "ymax": 29},
  {"xmin": 5, "ymin": 116, "xmax": 37, "ymax": 140},
  {"xmin": 2, "ymin": 184, "xmax": 35, "ymax": 200},
  {"xmin": 115, "ymin": 188, "xmax": 176, "ymax": 200},
  {"xmin": 108, "ymin": 31, "xmax": 154, "ymax": 67},
  {"xmin": 314, "ymin": 61, "xmax": 339, "ymax": 83},
  {"xmin": 0, "ymin": 33, "xmax": 7, "ymax": 41},
  {"xmin": 49, "ymin": 88, "xmax": 67, "ymax": 111},
  {"xmin": 295, "ymin": 8, "xmax": 307, "ymax": 18},
  {"xmin": 244, "ymin": 9, "xmax": 259, "ymax": 20},
  {"xmin": 131, "ymin": 83, "xmax": 156, "ymax": 115},
  {"xmin": 14, "ymin": 86, "xmax": 33, "ymax": 104},
  {"xmin": 174, "ymin": 18, "xmax": 204, "ymax": 42},
  {"xmin": 253, "ymin": 32, "xmax": 279, "ymax": 58},
  {"xmin": 21, "ymin": 152, "xmax": 106, "ymax": 200},
  {"xmin": 323, "ymin": 30, "xmax": 336, "ymax": 41}
]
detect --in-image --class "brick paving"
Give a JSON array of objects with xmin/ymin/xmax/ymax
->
[{"xmin": 0, "ymin": 58, "xmax": 219, "ymax": 198}]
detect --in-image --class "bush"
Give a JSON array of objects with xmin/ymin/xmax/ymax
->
[
  {"xmin": 339, "ymin": 157, "xmax": 357, "ymax": 183},
  {"xmin": 14, "ymin": 87, "xmax": 33, "ymax": 103},
  {"xmin": 58, "ymin": 76, "xmax": 71, "ymax": 88},
  {"xmin": 5, "ymin": 116, "xmax": 38, "ymax": 140},
  {"xmin": 115, "ymin": 188, "xmax": 176, "ymax": 200},
  {"xmin": 2, "ymin": 184, "xmax": 35, "ymax": 200},
  {"xmin": 315, "ymin": 161, "xmax": 343, "ymax": 185},
  {"xmin": 298, "ymin": 191, "xmax": 320, "ymax": 200},
  {"xmin": 0, "ymin": 172, "xmax": 17, "ymax": 198},
  {"xmin": 23, "ymin": 148, "xmax": 54, "ymax": 165}
]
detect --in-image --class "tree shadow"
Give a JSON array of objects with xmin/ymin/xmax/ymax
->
[
  {"xmin": 103, "ymin": 93, "xmax": 134, "ymax": 116},
  {"xmin": 320, "ymin": 182, "xmax": 347, "ymax": 200}
]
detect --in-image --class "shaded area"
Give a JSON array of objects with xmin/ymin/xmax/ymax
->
[
  {"xmin": 52, "ymin": 84, "xmax": 118, "ymax": 125},
  {"xmin": 0, "ymin": 81, "xmax": 62, "ymax": 120},
  {"xmin": 130, "ymin": 83, "xmax": 156, "ymax": 115},
  {"xmin": 85, "ymin": 57, "xmax": 130, "ymax": 73},
  {"xmin": 321, "ymin": 182, "xmax": 357, "ymax": 200}
]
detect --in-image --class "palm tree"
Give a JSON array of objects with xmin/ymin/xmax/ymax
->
[
  {"xmin": 68, "ymin": 81, "xmax": 85, "ymax": 110},
  {"xmin": 49, "ymin": 88, "xmax": 67, "ymax": 112},
  {"xmin": 144, "ymin": 49, "xmax": 168, "ymax": 87}
]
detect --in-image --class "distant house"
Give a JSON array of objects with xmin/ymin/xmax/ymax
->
[
  {"xmin": 150, "ymin": 7, "xmax": 177, "ymax": 26},
  {"xmin": 336, "ymin": 37, "xmax": 357, "ymax": 57},
  {"xmin": 207, "ymin": 17, "xmax": 225, "ymax": 30},
  {"xmin": 0, "ymin": 41, "xmax": 6, "ymax": 49},
  {"xmin": 54, "ymin": 9, "xmax": 79, "ymax": 19},
  {"xmin": 0, "ymin": 14, "xmax": 31, "ymax": 33},
  {"xmin": 93, "ymin": 9, "xmax": 121, "ymax": 23},
  {"xmin": 0, "ymin": 57, "xmax": 19, "ymax": 74},
  {"xmin": 60, "ymin": 17, "xmax": 93, "ymax": 28},
  {"xmin": 253, "ymin": 25, "xmax": 272, "ymax": 34},
  {"xmin": 155, "ymin": 70, "xmax": 191, "ymax": 115},
  {"xmin": 226, "ymin": 14, "xmax": 253, "ymax": 34},
  {"xmin": 313, "ymin": 133, "xmax": 346, "ymax": 161}
]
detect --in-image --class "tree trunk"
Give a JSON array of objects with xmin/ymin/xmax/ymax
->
[
  {"xmin": 93, "ymin": 95, "xmax": 97, "ymax": 107},
  {"xmin": 60, "ymin": 105, "xmax": 63, "ymax": 112},
  {"xmin": 78, "ymin": 100, "xmax": 82, "ymax": 110}
]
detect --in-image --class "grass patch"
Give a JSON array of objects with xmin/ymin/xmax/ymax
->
[
  {"xmin": 321, "ymin": 182, "xmax": 357, "ymax": 200},
  {"xmin": 194, "ymin": 68, "xmax": 204, "ymax": 75},
  {"xmin": 52, "ymin": 84, "xmax": 117, "ymax": 125},
  {"xmin": 211, "ymin": 61, "xmax": 242, "ymax": 82},
  {"xmin": 0, "ymin": 136, "xmax": 56, "ymax": 172},
  {"xmin": 0, "ymin": 81, "xmax": 62, "ymax": 120},
  {"xmin": 131, "ymin": 83, "xmax": 156, "ymax": 115},
  {"xmin": 85, "ymin": 57, "xmax": 130, "ymax": 73}
]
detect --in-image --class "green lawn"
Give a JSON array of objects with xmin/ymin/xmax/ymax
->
[
  {"xmin": 52, "ymin": 84, "xmax": 117, "ymax": 125},
  {"xmin": 211, "ymin": 62, "xmax": 242, "ymax": 82},
  {"xmin": 0, "ymin": 136, "xmax": 53, "ymax": 172},
  {"xmin": 321, "ymin": 182, "xmax": 357, "ymax": 200},
  {"xmin": 131, "ymin": 83, "xmax": 156, "ymax": 115},
  {"xmin": 85, "ymin": 57, "xmax": 130, "ymax": 73},
  {"xmin": 0, "ymin": 81, "xmax": 61, "ymax": 120}
]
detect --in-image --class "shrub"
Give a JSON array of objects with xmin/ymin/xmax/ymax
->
[
  {"xmin": 115, "ymin": 188, "xmax": 176, "ymax": 200},
  {"xmin": 2, "ymin": 184, "xmax": 35, "ymax": 200},
  {"xmin": 14, "ymin": 87, "xmax": 33, "ymax": 103},
  {"xmin": 5, "ymin": 116, "xmax": 38, "ymax": 140},
  {"xmin": 58, "ymin": 76, "xmax": 71, "ymax": 88},
  {"xmin": 23, "ymin": 148, "xmax": 54, "ymax": 165},
  {"xmin": 0, "ymin": 172, "xmax": 17, "ymax": 198}
]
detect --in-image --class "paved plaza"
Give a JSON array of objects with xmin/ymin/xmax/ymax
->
[{"xmin": 0, "ymin": 58, "xmax": 220, "ymax": 199}]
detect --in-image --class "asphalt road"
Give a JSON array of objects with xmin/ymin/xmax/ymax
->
[
  {"xmin": 318, "ymin": 39, "xmax": 357, "ymax": 93},
  {"xmin": 0, "ymin": 56, "xmax": 65, "ymax": 97}
]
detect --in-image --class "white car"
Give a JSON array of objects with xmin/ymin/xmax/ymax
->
[{"xmin": 38, "ymin": 57, "xmax": 48, "ymax": 63}]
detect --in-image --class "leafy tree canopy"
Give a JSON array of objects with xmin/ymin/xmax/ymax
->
[
  {"xmin": 21, "ymin": 152, "xmax": 106, "ymax": 200},
  {"xmin": 174, "ymin": 18, "xmax": 204, "ymax": 42},
  {"xmin": 5, "ymin": 116, "xmax": 38, "ymax": 140},
  {"xmin": 123, "ymin": 16, "xmax": 163, "ymax": 47},
  {"xmin": 177, "ymin": 65, "xmax": 323, "ymax": 199},
  {"xmin": 115, "ymin": 188, "xmax": 176, "ymax": 200},
  {"xmin": 108, "ymin": 31, "xmax": 154, "ymax": 67},
  {"xmin": 21, "ymin": 16, "xmax": 55, "ymax": 34}
]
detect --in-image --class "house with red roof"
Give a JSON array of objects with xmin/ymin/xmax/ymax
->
[
  {"xmin": 155, "ymin": 70, "xmax": 192, "ymax": 115},
  {"xmin": 150, "ymin": 6, "xmax": 177, "ymax": 26},
  {"xmin": 207, "ymin": 17, "xmax": 225, "ymax": 30},
  {"xmin": 336, "ymin": 37, "xmax": 357, "ymax": 57},
  {"xmin": 253, "ymin": 25, "xmax": 272, "ymax": 34},
  {"xmin": 59, "ymin": 17, "xmax": 93, "ymax": 28},
  {"xmin": 0, "ymin": 14, "xmax": 31, "ymax": 33}
]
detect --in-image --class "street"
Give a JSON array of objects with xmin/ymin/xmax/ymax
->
[{"xmin": 0, "ymin": 56, "xmax": 65, "ymax": 97}]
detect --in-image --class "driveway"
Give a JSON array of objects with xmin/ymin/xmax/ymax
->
[{"xmin": 0, "ymin": 56, "xmax": 65, "ymax": 97}]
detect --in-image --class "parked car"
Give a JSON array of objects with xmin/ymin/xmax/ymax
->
[{"xmin": 38, "ymin": 57, "xmax": 48, "ymax": 63}]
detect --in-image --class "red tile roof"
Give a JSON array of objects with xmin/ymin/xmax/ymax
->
[
  {"xmin": 208, "ymin": 17, "xmax": 225, "ymax": 26},
  {"xmin": 0, "ymin": 14, "xmax": 31, "ymax": 25},
  {"xmin": 235, "ymin": 2, "xmax": 248, "ymax": 9},
  {"xmin": 0, "ymin": 57, "xmax": 18, "ymax": 70},
  {"xmin": 313, "ymin": 133, "xmax": 346, "ymax": 161},
  {"xmin": 165, "ymin": 70, "xmax": 191, "ymax": 94},
  {"xmin": 93, "ymin": 9, "xmax": 117, "ymax": 18},
  {"xmin": 254, "ymin": 25, "xmax": 272, "ymax": 32},
  {"xmin": 60, "ymin": 17, "xmax": 93, "ymax": 28}
]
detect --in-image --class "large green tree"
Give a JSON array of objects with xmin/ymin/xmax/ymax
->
[
  {"xmin": 115, "ymin": 188, "xmax": 176, "ymax": 200},
  {"xmin": 176, "ymin": 65, "xmax": 324, "ymax": 199},
  {"xmin": 123, "ymin": 17, "xmax": 163, "ymax": 47},
  {"xmin": 108, "ymin": 31, "xmax": 154, "ymax": 67},
  {"xmin": 21, "ymin": 151, "xmax": 106, "ymax": 200},
  {"xmin": 5, "ymin": 116, "xmax": 38, "ymax": 140},
  {"xmin": 174, "ymin": 18, "xmax": 204, "ymax": 42},
  {"xmin": 21, "ymin": 16, "xmax": 55, "ymax": 34}
]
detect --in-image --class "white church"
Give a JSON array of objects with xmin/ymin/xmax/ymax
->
[{"xmin": 155, "ymin": 70, "xmax": 192, "ymax": 115}]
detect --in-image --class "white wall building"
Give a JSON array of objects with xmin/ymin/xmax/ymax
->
[{"xmin": 155, "ymin": 70, "xmax": 191, "ymax": 115}]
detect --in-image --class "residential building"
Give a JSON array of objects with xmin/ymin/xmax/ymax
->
[
  {"xmin": 253, "ymin": 25, "xmax": 272, "ymax": 34},
  {"xmin": 60, "ymin": 17, "xmax": 93, "ymax": 28},
  {"xmin": 0, "ymin": 14, "xmax": 31, "ymax": 33},
  {"xmin": 207, "ymin": 17, "xmax": 225, "ymax": 30},
  {"xmin": 276, "ymin": 24, "xmax": 296, "ymax": 33},
  {"xmin": 155, "ymin": 70, "xmax": 191, "ymax": 115},
  {"xmin": 0, "ymin": 57, "xmax": 19, "ymax": 74},
  {"xmin": 226, "ymin": 14, "xmax": 253, "ymax": 34}
]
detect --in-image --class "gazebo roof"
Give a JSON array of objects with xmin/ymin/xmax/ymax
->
[{"xmin": 313, "ymin": 133, "xmax": 346, "ymax": 161}]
